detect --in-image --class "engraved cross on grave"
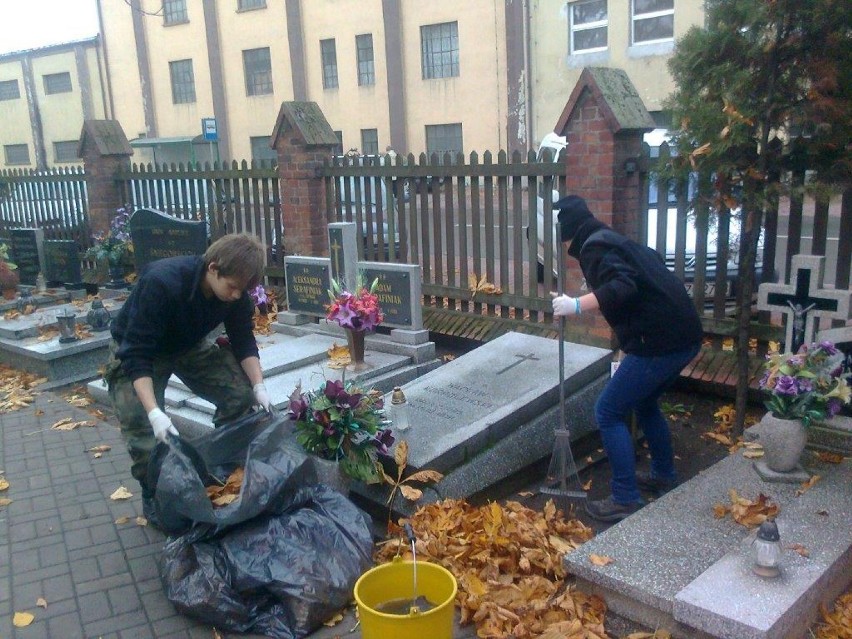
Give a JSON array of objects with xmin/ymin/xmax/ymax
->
[{"xmin": 757, "ymin": 254, "xmax": 852, "ymax": 353}]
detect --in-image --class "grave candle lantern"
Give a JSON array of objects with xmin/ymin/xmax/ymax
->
[
  {"xmin": 751, "ymin": 518, "xmax": 781, "ymax": 578},
  {"xmin": 389, "ymin": 386, "xmax": 410, "ymax": 431},
  {"xmin": 57, "ymin": 310, "xmax": 79, "ymax": 344}
]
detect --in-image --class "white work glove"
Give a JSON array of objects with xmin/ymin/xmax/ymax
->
[
  {"xmin": 253, "ymin": 383, "xmax": 273, "ymax": 413},
  {"xmin": 551, "ymin": 293, "xmax": 581, "ymax": 317},
  {"xmin": 148, "ymin": 408, "xmax": 178, "ymax": 443}
]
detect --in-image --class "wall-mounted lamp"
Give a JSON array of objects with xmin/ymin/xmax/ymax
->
[{"xmin": 624, "ymin": 158, "xmax": 639, "ymax": 175}]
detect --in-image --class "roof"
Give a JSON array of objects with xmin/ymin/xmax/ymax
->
[
  {"xmin": 129, "ymin": 135, "xmax": 206, "ymax": 148},
  {"xmin": 78, "ymin": 120, "xmax": 133, "ymax": 157}
]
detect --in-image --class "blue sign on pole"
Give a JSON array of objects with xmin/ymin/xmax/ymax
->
[{"xmin": 201, "ymin": 118, "xmax": 218, "ymax": 142}]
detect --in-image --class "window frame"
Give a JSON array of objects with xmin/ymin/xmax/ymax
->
[
  {"xmin": 0, "ymin": 79, "xmax": 21, "ymax": 101},
  {"xmin": 631, "ymin": 0, "xmax": 674, "ymax": 45},
  {"xmin": 356, "ymin": 33, "xmax": 375, "ymax": 87},
  {"xmin": 163, "ymin": 0, "xmax": 188, "ymax": 25},
  {"xmin": 237, "ymin": 0, "xmax": 266, "ymax": 10},
  {"xmin": 4, "ymin": 144, "xmax": 30, "ymax": 166},
  {"xmin": 243, "ymin": 47, "xmax": 273, "ymax": 96},
  {"xmin": 168, "ymin": 59, "xmax": 196, "ymax": 104},
  {"xmin": 53, "ymin": 140, "xmax": 79, "ymax": 163},
  {"xmin": 570, "ymin": 0, "xmax": 608, "ymax": 54},
  {"xmin": 360, "ymin": 129, "xmax": 379, "ymax": 155},
  {"xmin": 249, "ymin": 135, "xmax": 277, "ymax": 163},
  {"xmin": 333, "ymin": 131, "xmax": 344, "ymax": 156},
  {"xmin": 320, "ymin": 38, "xmax": 339, "ymax": 90},
  {"xmin": 420, "ymin": 21, "xmax": 460, "ymax": 80},
  {"xmin": 43, "ymin": 72, "xmax": 72, "ymax": 95},
  {"xmin": 425, "ymin": 123, "xmax": 463, "ymax": 160}
]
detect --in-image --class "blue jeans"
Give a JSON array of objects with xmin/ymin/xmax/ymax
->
[{"xmin": 594, "ymin": 345, "xmax": 700, "ymax": 504}]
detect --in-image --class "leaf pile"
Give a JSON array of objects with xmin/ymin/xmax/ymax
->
[
  {"xmin": 376, "ymin": 499, "xmax": 606, "ymax": 638},
  {"xmin": 713, "ymin": 489, "xmax": 779, "ymax": 527},
  {"xmin": 813, "ymin": 587, "xmax": 852, "ymax": 639},
  {"xmin": 206, "ymin": 467, "xmax": 244, "ymax": 507},
  {"xmin": 0, "ymin": 364, "xmax": 47, "ymax": 412},
  {"xmin": 252, "ymin": 292, "xmax": 279, "ymax": 336}
]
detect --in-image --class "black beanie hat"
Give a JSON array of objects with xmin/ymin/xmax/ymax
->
[{"xmin": 555, "ymin": 195, "xmax": 594, "ymax": 243}]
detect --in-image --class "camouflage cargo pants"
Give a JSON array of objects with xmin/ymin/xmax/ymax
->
[{"xmin": 103, "ymin": 339, "xmax": 256, "ymax": 494}]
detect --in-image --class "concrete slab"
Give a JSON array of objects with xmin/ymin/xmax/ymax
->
[
  {"xmin": 565, "ymin": 449, "xmax": 852, "ymax": 639},
  {"xmin": 674, "ymin": 458, "xmax": 852, "ymax": 639},
  {"xmin": 389, "ymin": 332, "xmax": 610, "ymax": 473}
]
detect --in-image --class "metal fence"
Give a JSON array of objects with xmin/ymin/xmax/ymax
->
[{"xmin": 0, "ymin": 167, "xmax": 89, "ymax": 245}]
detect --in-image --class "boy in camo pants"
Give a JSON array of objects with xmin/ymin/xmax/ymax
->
[{"xmin": 103, "ymin": 233, "xmax": 272, "ymax": 524}]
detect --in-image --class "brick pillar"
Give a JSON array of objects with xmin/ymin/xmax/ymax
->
[
  {"xmin": 553, "ymin": 68, "xmax": 655, "ymax": 347},
  {"xmin": 79, "ymin": 120, "xmax": 133, "ymax": 237},
  {"xmin": 271, "ymin": 102, "xmax": 338, "ymax": 256}
]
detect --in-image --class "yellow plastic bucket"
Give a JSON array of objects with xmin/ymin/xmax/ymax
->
[{"xmin": 354, "ymin": 559, "xmax": 458, "ymax": 639}]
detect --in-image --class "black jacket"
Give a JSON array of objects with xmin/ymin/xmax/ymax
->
[
  {"xmin": 111, "ymin": 256, "xmax": 258, "ymax": 381},
  {"xmin": 578, "ymin": 228, "xmax": 703, "ymax": 356}
]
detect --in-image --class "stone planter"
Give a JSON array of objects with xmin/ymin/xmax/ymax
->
[
  {"xmin": 310, "ymin": 456, "xmax": 352, "ymax": 495},
  {"xmin": 760, "ymin": 413, "xmax": 807, "ymax": 472}
]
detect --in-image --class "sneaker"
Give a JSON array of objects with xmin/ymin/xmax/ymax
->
[
  {"xmin": 585, "ymin": 496, "xmax": 644, "ymax": 522},
  {"xmin": 636, "ymin": 471, "xmax": 678, "ymax": 495}
]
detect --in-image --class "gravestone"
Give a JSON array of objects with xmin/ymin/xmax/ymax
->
[
  {"xmin": 43, "ymin": 240, "xmax": 84, "ymax": 289},
  {"xmin": 348, "ymin": 332, "xmax": 610, "ymax": 516},
  {"xmin": 360, "ymin": 263, "xmax": 422, "ymax": 329},
  {"xmin": 129, "ymin": 208, "xmax": 207, "ymax": 271},
  {"xmin": 284, "ymin": 257, "xmax": 330, "ymax": 315},
  {"xmin": 757, "ymin": 254, "xmax": 852, "ymax": 353},
  {"xmin": 9, "ymin": 228, "xmax": 45, "ymax": 286},
  {"xmin": 284, "ymin": 222, "xmax": 424, "ymax": 330}
]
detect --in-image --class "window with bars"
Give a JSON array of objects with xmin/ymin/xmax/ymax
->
[
  {"xmin": 356, "ymin": 34, "xmax": 375, "ymax": 86},
  {"xmin": 631, "ymin": 0, "xmax": 674, "ymax": 44},
  {"xmin": 360, "ymin": 129, "xmax": 378, "ymax": 155},
  {"xmin": 43, "ymin": 72, "xmax": 72, "ymax": 94},
  {"xmin": 421, "ymin": 22, "xmax": 459, "ymax": 79},
  {"xmin": 425, "ymin": 123, "xmax": 463, "ymax": 159},
  {"xmin": 238, "ymin": 0, "xmax": 266, "ymax": 9},
  {"xmin": 0, "ymin": 79, "xmax": 20, "ymax": 101},
  {"xmin": 250, "ymin": 136, "xmax": 277, "ymax": 163},
  {"xmin": 53, "ymin": 141, "xmax": 79, "ymax": 163},
  {"xmin": 169, "ymin": 59, "xmax": 196, "ymax": 104},
  {"xmin": 4, "ymin": 144, "xmax": 30, "ymax": 165},
  {"xmin": 321, "ymin": 39, "xmax": 339, "ymax": 89},
  {"xmin": 243, "ymin": 47, "xmax": 273, "ymax": 95},
  {"xmin": 570, "ymin": 0, "xmax": 608, "ymax": 53},
  {"xmin": 163, "ymin": 0, "xmax": 188, "ymax": 24},
  {"xmin": 333, "ymin": 131, "xmax": 344, "ymax": 155}
]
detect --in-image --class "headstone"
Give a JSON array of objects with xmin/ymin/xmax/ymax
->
[
  {"xmin": 327, "ymin": 222, "xmax": 358, "ymax": 290},
  {"xmin": 284, "ymin": 257, "xmax": 330, "ymax": 316},
  {"xmin": 43, "ymin": 240, "xmax": 84, "ymax": 288},
  {"xmin": 283, "ymin": 221, "xmax": 424, "ymax": 330},
  {"xmin": 129, "ymin": 208, "xmax": 207, "ymax": 271},
  {"xmin": 360, "ymin": 263, "xmax": 422, "ymax": 329},
  {"xmin": 9, "ymin": 228, "xmax": 45, "ymax": 286},
  {"xmin": 757, "ymin": 254, "xmax": 852, "ymax": 353}
]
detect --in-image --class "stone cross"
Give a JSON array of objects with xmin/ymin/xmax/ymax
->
[
  {"xmin": 758, "ymin": 254, "xmax": 852, "ymax": 353},
  {"xmin": 496, "ymin": 352, "xmax": 541, "ymax": 375}
]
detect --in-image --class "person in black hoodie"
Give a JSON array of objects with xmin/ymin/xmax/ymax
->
[{"xmin": 551, "ymin": 195, "xmax": 702, "ymax": 522}]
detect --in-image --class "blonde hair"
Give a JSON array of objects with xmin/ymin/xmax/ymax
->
[{"xmin": 203, "ymin": 233, "xmax": 265, "ymax": 289}]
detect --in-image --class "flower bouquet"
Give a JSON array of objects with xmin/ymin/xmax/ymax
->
[
  {"xmin": 326, "ymin": 275, "xmax": 383, "ymax": 332},
  {"xmin": 288, "ymin": 379, "xmax": 394, "ymax": 483},
  {"xmin": 759, "ymin": 340, "xmax": 850, "ymax": 426},
  {"xmin": 85, "ymin": 206, "xmax": 134, "ymax": 266}
]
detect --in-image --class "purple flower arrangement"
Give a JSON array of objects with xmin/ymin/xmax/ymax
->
[
  {"xmin": 759, "ymin": 340, "xmax": 850, "ymax": 426},
  {"xmin": 86, "ymin": 206, "xmax": 134, "ymax": 266},
  {"xmin": 288, "ymin": 379, "xmax": 394, "ymax": 483}
]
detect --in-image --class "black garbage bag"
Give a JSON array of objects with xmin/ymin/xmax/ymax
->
[{"xmin": 152, "ymin": 411, "xmax": 374, "ymax": 638}]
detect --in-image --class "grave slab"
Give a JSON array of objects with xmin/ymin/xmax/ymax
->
[
  {"xmin": 383, "ymin": 332, "xmax": 610, "ymax": 473},
  {"xmin": 674, "ymin": 458, "xmax": 852, "ymax": 639},
  {"xmin": 565, "ymin": 450, "xmax": 852, "ymax": 639}
]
